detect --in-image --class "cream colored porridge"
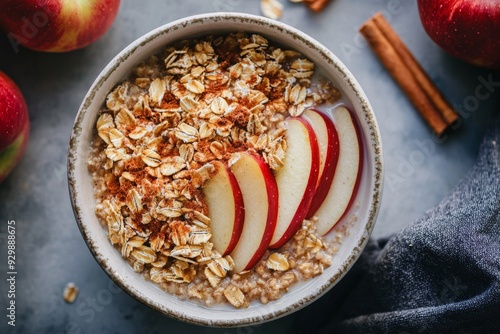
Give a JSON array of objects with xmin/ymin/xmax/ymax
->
[{"xmin": 87, "ymin": 32, "xmax": 347, "ymax": 308}]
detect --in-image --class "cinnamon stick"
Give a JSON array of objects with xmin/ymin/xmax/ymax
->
[
  {"xmin": 360, "ymin": 13, "xmax": 458, "ymax": 136},
  {"xmin": 371, "ymin": 13, "xmax": 459, "ymax": 125},
  {"xmin": 304, "ymin": 0, "xmax": 332, "ymax": 13}
]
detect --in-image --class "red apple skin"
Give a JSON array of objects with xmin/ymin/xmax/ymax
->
[
  {"xmin": 230, "ymin": 152, "xmax": 279, "ymax": 272},
  {"xmin": 221, "ymin": 164, "xmax": 245, "ymax": 256},
  {"xmin": 0, "ymin": 72, "xmax": 30, "ymax": 182},
  {"xmin": 323, "ymin": 110, "xmax": 363, "ymax": 236},
  {"xmin": 204, "ymin": 161, "xmax": 245, "ymax": 256},
  {"xmin": 304, "ymin": 109, "xmax": 340, "ymax": 219},
  {"xmin": 243, "ymin": 153, "xmax": 279, "ymax": 271},
  {"xmin": 418, "ymin": 0, "xmax": 500, "ymax": 69},
  {"xmin": 0, "ymin": 0, "xmax": 120, "ymax": 52},
  {"xmin": 270, "ymin": 117, "xmax": 320, "ymax": 249}
]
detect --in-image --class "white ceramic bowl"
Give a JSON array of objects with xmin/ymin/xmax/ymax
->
[{"xmin": 68, "ymin": 12, "xmax": 383, "ymax": 327}]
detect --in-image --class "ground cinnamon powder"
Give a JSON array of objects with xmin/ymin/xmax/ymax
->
[{"xmin": 227, "ymin": 105, "xmax": 250, "ymax": 128}]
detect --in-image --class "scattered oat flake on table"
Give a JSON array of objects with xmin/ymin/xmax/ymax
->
[
  {"xmin": 261, "ymin": 0, "xmax": 283, "ymax": 20},
  {"xmin": 63, "ymin": 282, "xmax": 79, "ymax": 303}
]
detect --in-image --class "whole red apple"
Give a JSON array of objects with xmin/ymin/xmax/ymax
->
[
  {"xmin": 418, "ymin": 0, "xmax": 500, "ymax": 69},
  {"xmin": 0, "ymin": 0, "xmax": 120, "ymax": 52},
  {"xmin": 0, "ymin": 72, "xmax": 30, "ymax": 183}
]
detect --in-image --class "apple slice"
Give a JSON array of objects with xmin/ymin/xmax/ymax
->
[
  {"xmin": 302, "ymin": 108, "xmax": 340, "ymax": 218},
  {"xmin": 203, "ymin": 161, "xmax": 244, "ymax": 256},
  {"xmin": 229, "ymin": 152, "xmax": 278, "ymax": 273},
  {"xmin": 269, "ymin": 117, "xmax": 320, "ymax": 249},
  {"xmin": 314, "ymin": 106, "xmax": 363, "ymax": 236}
]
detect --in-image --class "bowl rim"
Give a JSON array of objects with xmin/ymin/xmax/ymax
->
[{"xmin": 68, "ymin": 12, "xmax": 384, "ymax": 327}]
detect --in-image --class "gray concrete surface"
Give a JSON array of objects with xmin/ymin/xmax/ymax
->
[{"xmin": 0, "ymin": 0, "xmax": 497, "ymax": 333}]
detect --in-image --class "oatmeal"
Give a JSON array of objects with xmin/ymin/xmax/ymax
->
[
  {"xmin": 87, "ymin": 32, "xmax": 345, "ymax": 308},
  {"xmin": 63, "ymin": 282, "xmax": 79, "ymax": 303}
]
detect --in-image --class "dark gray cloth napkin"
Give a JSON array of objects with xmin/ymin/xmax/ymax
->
[{"xmin": 295, "ymin": 119, "xmax": 500, "ymax": 333}]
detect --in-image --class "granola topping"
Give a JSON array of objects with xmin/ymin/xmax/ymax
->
[{"xmin": 88, "ymin": 32, "xmax": 343, "ymax": 308}]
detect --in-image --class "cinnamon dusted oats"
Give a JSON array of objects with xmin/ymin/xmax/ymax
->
[{"xmin": 88, "ymin": 32, "xmax": 343, "ymax": 308}]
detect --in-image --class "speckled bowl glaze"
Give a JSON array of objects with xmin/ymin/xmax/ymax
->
[{"xmin": 68, "ymin": 12, "xmax": 383, "ymax": 327}]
